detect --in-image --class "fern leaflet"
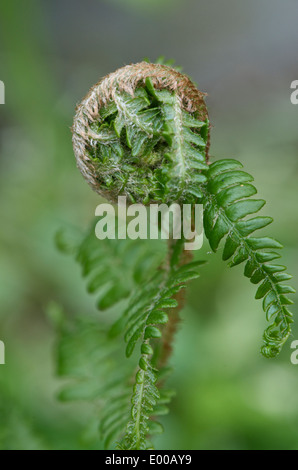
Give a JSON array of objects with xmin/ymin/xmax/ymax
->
[
  {"xmin": 56, "ymin": 227, "xmax": 203, "ymax": 449},
  {"xmin": 117, "ymin": 254, "xmax": 201, "ymax": 449},
  {"xmin": 201, "ymin": 159, "xmax": 295, "ymax": 357}
]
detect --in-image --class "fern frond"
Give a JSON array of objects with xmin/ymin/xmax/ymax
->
[
  {"xmin": 145, "ymin": 78, "xmax": 209, "ymax": 202},
  {"xmin": 117, "ymin": 248, "xmax": 200, "ymax": 450},
  {"xmin": 60, "ymin": 60, "xmax": 295, "ymax": 451},
  {"xmin": 56, "ymin": 315, "xmax": 133, "ymax": 445},
  {"xmin": 58, "ymin": 224, "xmax": 166, "ymax": 310},
  {"xmin": 56, "ymin": 225, "xmax": 203, "ymax": 448},
  {"xmin": 72, "ymin": 62, "xmax": 210, "ymax": 205},
  {"xmin": 201, "ymin": 159, "xmax": 295, "ymax": 357}
]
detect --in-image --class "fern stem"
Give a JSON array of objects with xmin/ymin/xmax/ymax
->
[{"xmin": 157, "ymin": 238, "xmax": 192, "ymax": 368}]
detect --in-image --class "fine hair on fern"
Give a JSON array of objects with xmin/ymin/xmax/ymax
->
[{"xmin": 56, "ymin": 59, "xmax": 295, "ymax": 450}]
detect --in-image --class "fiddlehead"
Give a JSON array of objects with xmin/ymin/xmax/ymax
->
[
  {"xmin": 57, "ymin": 60, "xmax": 294, "ymax": 450},
  {"xmin": 72, "ymin": 61, "xmax": 210, "ymax": 204}
]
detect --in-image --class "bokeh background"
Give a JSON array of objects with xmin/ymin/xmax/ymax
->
[{"xmin": 0, "ymin": 0, "xmax": 298, "ymax": 450}]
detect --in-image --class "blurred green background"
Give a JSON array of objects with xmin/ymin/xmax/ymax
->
[{"xmin": 0, "ymin": 0, "xmax": 297, "ymax": 450}]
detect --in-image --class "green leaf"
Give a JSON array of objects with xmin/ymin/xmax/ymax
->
[
  {"xmin": 201, "ymin": 158, "xmax": 294, "ymax": 357},
  {"xmin": 209, "ymin": 216, "xmax": 230, "ymax": 252},
  {"xmin": 216, "ymin": 183, "xmax": 257, "ymax": 207},
  {"xmin": 207, "ymin": 159, "xmax": 243, "ymax": 178},
  {"xmin": 208, "ymin": 171, "xmax": 254, "ymax": 194},
  {"xmin": 225, "ymin": 199, "xmax": 265, "ymax": 222},
  {"xmin": 147, "ymin": 311, "xmax": 168, "ymax": 325},
  {"xmin": 236, "ymin": 216, "xmax": 273, "ymax": 236},
  {"xmin": 246, "ymin": 238, "xmax": 283, "ymax": 250}
]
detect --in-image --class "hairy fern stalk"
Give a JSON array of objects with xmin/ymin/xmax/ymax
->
[{"xmin": 57, "ymin": 60, "xmax": 294, "ymax": 450}]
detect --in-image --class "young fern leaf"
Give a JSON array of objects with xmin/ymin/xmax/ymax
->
[
  {"xmin": 201, "ymin": 159, "xmax": 295, "ymax": 357},
  {"xmin": 117, "ymin": 253, "xmax": 200, "ymax": 450},
  {"xmin": 77, "ymin": 229, "xmax": 167, "ymax": 310},
  {"xmin": 58, "ymin": 60, "xmax": 295, "ymax": 450},
  {"xmin": 55, "ymin": 314, "xmax": 133, "ymax": 448},
  {"xmin": 56, "ymin": 230, "xmax": 202, "ymax": 449},
  {"xmin": 57, "ymin": 223, "xmax": 167, "ymax": 310},
  {"xmin": 72, "ymin": 62, "xmax": 210, "ymax": 205}
]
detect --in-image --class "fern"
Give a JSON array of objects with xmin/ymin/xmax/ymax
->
[
  {"xmin": 57, "ymin": 227, "xmax": 202, "ymax": 449},
  {"xmin": 117, "ymin": 249, "xmax": 201, "ymax": 449},
  {"xmin": 200, "ymin": 159, "xmax": 294, "ymax": 357},
  {"xmin": 144, "ymin": 77, "xmax": 208, "ymax": 202},
  {"xmin": 56, "ymin": 314, "xmax": 132, "ymax": 448},
  {"xmin": 55, "ymin": 60, "xmax": 295, "ymax": 450},
  {"xmin": 76, "ymin": 225, "xmax": 166, "ymax": 310}
]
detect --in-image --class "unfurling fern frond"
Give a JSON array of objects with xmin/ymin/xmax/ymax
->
[
  {"xmin": 117, "ymin": 254, "xmax": 202, "ymax": 449},
  {"xmin": 55, "ymin": 313, "xmax": 132, "ymax": 448},
  {"xmin": 56, "ymin": 227, "xmax": 203, "ymax": 449},
  {"xmin": 201, "ymin": 159, "xmax": 294, "ymax": 357},
  {"xmin": 76, "ymin": 226, "xmax": 166, "ymax": 310},
  {"xmin": 72, "ymin": 62, "xmax": 210, "ymax": 206},
  {"xmin": 55, "ymin": 59, "xmax": 294, "ymax": 450}
]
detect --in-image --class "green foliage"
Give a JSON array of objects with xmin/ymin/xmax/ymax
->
[
  {"xmin": 57, "ymin": 64, "xmax": 294, "ymax": 449},
  {"xmin": 56, "ymin": 315, "xmax": 132, "ymax": 448},
  {"xmin": 118, "ymin": 255, "xmax": 201, "ymax": 449},
  {"xmin": 56, "ymin": 228, "xmax": 203, "ymax": 449},
  {"xmin": 1, "ymin": 1, "xmax": 297, "ymax": 450},
  {"xmin": 0, "ymin": 394, "xmax": 46, "ymax": 450},
  {"xmin": 76, "ymin": 226, "xmax": 166, "ymax": 310},
  {"xmin": 201, "ymin": 159, "xmax": 294, "ymax": 357},
  {"xmin": 84, "ymin": 79, "xmax": 209, "ymax": 204}
]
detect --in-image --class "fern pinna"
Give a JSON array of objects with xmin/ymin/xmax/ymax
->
[{"xmin": 56, "ymin": 60, "xmax": 294, "ymax": 450}]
